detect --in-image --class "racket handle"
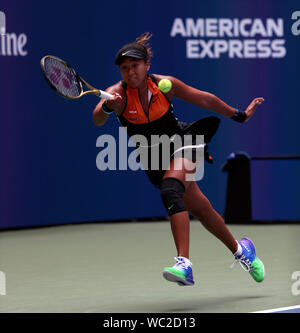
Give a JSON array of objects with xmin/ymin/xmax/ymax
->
[{"xmin": 99, "ymin": 90, "xmax": 113, "ymax": 100}]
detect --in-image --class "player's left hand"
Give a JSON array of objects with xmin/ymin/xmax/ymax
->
[{"xmin": 244, "ymin": 97, "xmax": 265, "ymax": 122}]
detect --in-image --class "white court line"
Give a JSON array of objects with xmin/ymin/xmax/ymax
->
[{"xmin": 251, "ymin": 305, "xmax": 300, "ymax": 313}]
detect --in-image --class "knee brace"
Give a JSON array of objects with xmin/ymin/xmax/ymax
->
[{"xmin": 160, "ymin": 177, "xmax": 187, "ymax": 216}]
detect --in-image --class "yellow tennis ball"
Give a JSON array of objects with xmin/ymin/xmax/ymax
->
[{"xmin": 158, "ymin": 79, "xmax": 172, "ymax": 93}]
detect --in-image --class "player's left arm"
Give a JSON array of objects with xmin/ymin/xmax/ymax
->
[{"xmin": 166, "ymin": 76, "xmax": 264, "ymax": 122}]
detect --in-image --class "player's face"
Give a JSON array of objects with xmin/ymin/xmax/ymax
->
[{"xmin": 119, "ymin": 58, "xmax": 149, "ymax": 89}]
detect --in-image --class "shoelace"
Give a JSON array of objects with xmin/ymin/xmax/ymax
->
[
  {"xmin": 173, "ymin": 257, "xmax": 192, "ymax": 270},
  {"xmin": 230, "ymin": 255, "xmax": 253, "ymax": 272}
]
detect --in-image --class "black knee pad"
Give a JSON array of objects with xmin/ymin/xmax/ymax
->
[{"xmin": 160, "ymin": 177, "xmax": 187, "ymax": 216}]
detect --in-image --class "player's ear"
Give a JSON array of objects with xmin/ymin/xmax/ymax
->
[{"xmin": 146, "ymin": 60, "xmax": 150, "ymax": 71}]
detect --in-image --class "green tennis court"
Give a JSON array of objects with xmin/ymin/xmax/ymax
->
[{"xmin": 1, "ymin": 221, "xmax": 299, "ymax": 313}]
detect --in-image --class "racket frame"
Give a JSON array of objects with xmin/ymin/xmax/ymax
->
[{"xmin": 40, "ymin": 55, "xmax": 112, "ymax": 100}]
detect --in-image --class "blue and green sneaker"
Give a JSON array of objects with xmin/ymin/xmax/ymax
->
[
  {"xmin": 231, "ymin": 238, "xmax": 265, "ymax": 283},
  {"xmin": 163, "ymin": 256, "xmax": 194, "ymax": 286}
]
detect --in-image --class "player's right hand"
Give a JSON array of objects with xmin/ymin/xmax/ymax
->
[{"xmin": 106, "ymin": 92, "xmax": 123, "ymax": 110}]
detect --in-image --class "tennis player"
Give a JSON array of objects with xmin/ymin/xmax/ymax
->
[{"xmin": 93, "ymin": 33, "xmax": 265, "ymax": 286}]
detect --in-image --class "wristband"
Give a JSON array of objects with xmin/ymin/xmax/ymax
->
[
  {"xmin": 102, "ymin": 102, "xmax": 114, "ymax": 115},
  {"xmin": 231, "ymin": 108, "xmax": 247, "ymax": 123}
]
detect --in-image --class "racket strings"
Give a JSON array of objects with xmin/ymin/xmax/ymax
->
[{"xmin": 44, "ymin": 57, "xmax": 81, "ymax": 98}]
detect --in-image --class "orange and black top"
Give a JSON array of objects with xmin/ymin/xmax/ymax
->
[
  {"xmin": 117, "ymin": 75, "xmax": 182, "ymax": 141},
  {"xmin": 117, "ymin": 74, "xmax": 220, "ymax": 144}
]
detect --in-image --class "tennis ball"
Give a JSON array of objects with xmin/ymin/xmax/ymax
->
[{"xmin": 158, "ymin": 79, "xmax": 172, "ymax": 93}]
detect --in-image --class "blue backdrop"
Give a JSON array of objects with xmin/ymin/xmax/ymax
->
[{"xmin": 1, "ymin": 0, "xmax": 300, "ymax": 229}]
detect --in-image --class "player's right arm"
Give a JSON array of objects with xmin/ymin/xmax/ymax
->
[{"xmin": 93, "ymin": 82, "xmax": 125, "ymax": 126}]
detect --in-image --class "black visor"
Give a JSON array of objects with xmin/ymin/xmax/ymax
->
[{"xmin": 115, "ymin": 43, "xmax": 148, "ymax": 65}]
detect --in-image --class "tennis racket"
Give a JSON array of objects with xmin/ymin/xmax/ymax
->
[{"xmin": 40, "ymin": 55, "xmax": 112, "ymax": 100}]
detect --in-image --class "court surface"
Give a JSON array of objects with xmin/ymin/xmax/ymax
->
[{"xmin": 0, "ymin": 221, "xmax": 299, "ymax": 313}]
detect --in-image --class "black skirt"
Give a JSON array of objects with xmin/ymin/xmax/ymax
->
[{"xmin": 141, "ymin": 116, "xmax": 221, "ymax": 188}]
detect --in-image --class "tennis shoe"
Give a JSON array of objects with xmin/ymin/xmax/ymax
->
[
  {"xmin": 231, "ymin": 238, "xmax": 265, "ymax": 283},
  {"xmin": 163, "ymin": 256, "xmax": 194, "ymax": 286}
]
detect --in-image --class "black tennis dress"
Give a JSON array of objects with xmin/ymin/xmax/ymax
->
[{"xmin": 117, "ymin": 74, "xmax": 220, "ymax": 187}]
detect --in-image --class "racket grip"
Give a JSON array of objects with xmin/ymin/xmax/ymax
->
[{"xmin": 99, "ymin": 90, "xmax": 113, "ymax": 100}]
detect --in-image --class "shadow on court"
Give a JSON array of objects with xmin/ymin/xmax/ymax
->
[{"xmin": 157, "ymin": 295, "xmax": 270, "ymax": 313}]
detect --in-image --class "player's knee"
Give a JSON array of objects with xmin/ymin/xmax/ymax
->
[{"xmin": 160, "ymin": 177, "xmax": 187, "ymax": 216}]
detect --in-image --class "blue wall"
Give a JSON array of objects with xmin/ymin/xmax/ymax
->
[{"xmin": 1, "ymin": 0, "xmax": 300, "ymax": 228}]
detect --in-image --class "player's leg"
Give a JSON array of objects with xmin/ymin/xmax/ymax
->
[
  {"xmin": 161, "ymin": 157, "xmax": 196, "ymax": 258},
  {"xmin": 160, "ymin": 157, "xmax": 195, "ymax": 286},
  {"xmin": 183, "ymin": 181, "xmax": 265, "ymax": 282},
  {"xmin": 183, "ymin": 181, "xmax": 238, "ymax": 254}
]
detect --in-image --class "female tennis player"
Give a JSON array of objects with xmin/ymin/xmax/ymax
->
[{"xmin": 93, "ymin": 33, "xmax": 265, "ymax": 286}]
